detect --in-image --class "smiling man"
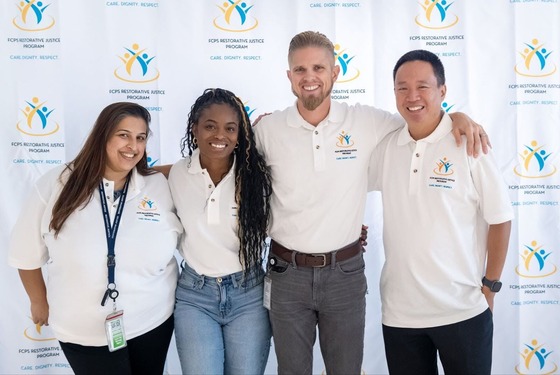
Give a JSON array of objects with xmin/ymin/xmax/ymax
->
[
  {"xmin": 253, "ymin": 31, "xmax": 488, "ymax": 375},
  {"xmin": 369, "ymin": 49, "xmax": 513, "ymax": 375}
]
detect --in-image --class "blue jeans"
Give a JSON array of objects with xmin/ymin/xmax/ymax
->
[
  {"xmin": 383, "ymin": 308, "xmax": 493, "ymax": 375},
  {"xmin": 174, "ymin": 263, "xmax": 271, "ymax": 375},
  {"xmin": 267, "ymin": 249, "xmax": 367, "ymax": 375}
]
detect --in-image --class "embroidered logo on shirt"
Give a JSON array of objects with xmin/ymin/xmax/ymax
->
[
  {"xmin": 335, "ymin": 130, "xmax": 357, "ymax": 160},
  {"xmin": 428, "ymin": 156, "xmax": 455, "ymax": 189},
  {"xmin": 136, "ymin": 196, "xmax": 161, "ymax": 222}
]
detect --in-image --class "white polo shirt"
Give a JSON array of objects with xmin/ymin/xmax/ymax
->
[
  {"xmin": 9, "ymin": 165, "xmax": 182, "ymax": 346},
  {"xmin": 369, "ymin": 113, "xmax": 514, "ymax": 328},
  {"xmin": 168, "ymin": 149, "xmax": 242, "ymax": 277},
  {"xmin": 254, "ymin": 101, "xmax": 402, "ymax": 253}
]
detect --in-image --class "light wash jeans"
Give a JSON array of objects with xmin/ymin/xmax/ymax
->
[
  {"xmin": 174, "ymin": 263, "xmax": 271, "ymax": 375},
  {"xmin": 267, "ymin": 249, "xmax": 367, "ymax": 375}
]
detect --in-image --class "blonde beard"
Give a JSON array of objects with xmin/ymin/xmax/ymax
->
[{"xmin": 293, "ymin": 85, "xmax": 333, "ymax": 111}]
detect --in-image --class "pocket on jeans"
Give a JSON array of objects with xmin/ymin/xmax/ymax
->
[
  {"xmin": 177, "ymin": 270, "xmax": 199, "ymax": 290},
  {"xmin": 266, "ymin": 256, "xmax": 290, "ymax": 275},
  {"xmin": 336, "ymin": 254, "xmax": 365, "ymax": 275}
]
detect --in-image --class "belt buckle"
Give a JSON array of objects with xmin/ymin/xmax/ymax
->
[{"xmin": 311, "ymin": 254, "xmax": 327, "ymax": 267}]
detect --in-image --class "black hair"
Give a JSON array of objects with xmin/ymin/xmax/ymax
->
[
  {"xmin": 393, "ymin": 49, "xmax": 446, "ymax": 86},
  {"xmin": 180, "ymin": 88, "xmax": 272, "ymax": 276}
]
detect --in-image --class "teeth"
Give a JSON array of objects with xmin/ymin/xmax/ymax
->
[
  {"xmin": 408, "ymin": 106, "xmax": 423, "ymax": 111},
  {"xmin": 211, "ymin": 144, "xmax": 226, "ymax": 149},
  {"xmin": 304, "ymin": 85, "xmax": 319, "ymax": 91},
  {"xmin": 122, "ymin": 152, "xmax": 135, "ymax": 158}
]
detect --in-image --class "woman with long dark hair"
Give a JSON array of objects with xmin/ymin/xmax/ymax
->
[
  {"xmin": 168, "ymin": 88, "xmax": 272, "ymax": 374},
  {"xmin": 9, "ymin": 102, "xmax": 182, "ymax": 374}
]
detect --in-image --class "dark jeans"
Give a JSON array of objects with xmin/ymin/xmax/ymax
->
[
  {"xmin": 59, "ymin": 314, "xmax": 174, "ymax": 375},
  {"xmin": 267, "ymin": 249, "xmax": 367, "ymax": 375},
  {"xmin": 383, "ymin": 308, "xmax": 493, "ymax": 375}
]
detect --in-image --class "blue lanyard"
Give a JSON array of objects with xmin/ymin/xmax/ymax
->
[{"xmin": 99, "ymin": 175, "xmax": 130, "ymax": 306}]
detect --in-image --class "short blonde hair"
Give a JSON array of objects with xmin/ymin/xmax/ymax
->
[{"xmin": 288, "ymin": 31, "xmax": 335, "ymax": 60}]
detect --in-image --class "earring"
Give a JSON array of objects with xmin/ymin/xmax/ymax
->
[
  {"xmin": 193, "ymin": 137, "xmax": 198, "ymax": 145},
  {"xmin": 234, "ymin": 143, "xmax": 239, "ymax": 149}
]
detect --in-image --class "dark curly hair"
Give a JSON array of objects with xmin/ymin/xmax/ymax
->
[{"xmin": 180, "ymin": 88, "xmax": 272, "ymax": 275}]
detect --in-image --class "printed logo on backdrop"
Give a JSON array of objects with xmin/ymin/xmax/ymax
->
[
  {"xmin": 242, "ymin": 100, "xmax": 257, "ymax": 119},
  {"xmin": 12, "ymin": 97, "xmax": 64, "ymax": 166},
  {"xmin": 334, "ymin": 44, "xmax": 360, "ymax": 83},
  {"xmin": 514, "ymin": 140, "xmax": 557, "ymax": 179},
  {"xmin": 214, "ymin": 0, "xmax": 258, "ymax": 32},
  {"xmin": 17, "ymin": 319, "xmax": 70, "ymax": 370},
  {"xmin": 415, "ymin": 0, "xmax": 459, "ymax": 30},
  {"xmin": 508, "ymin": 39, "xmax": 559, "ymax": 107},
  {"xmin": 515, "ymin": 39, "xmax": 557, "ymax": 78},
  {"xmin": 114, "ymin": 43, "xmax": 160, "ymax": 83},
  {"xmin": 208, "ymin": 2, "xmax": 264, "ymax": 61},
  {"xmin": 334, "ymin": 131, "xmax": 357, "ymax": 160},
  {"xmin": 332, "ymin": 43, "xmax": 366, "ymax": 100},
  {"xmin": 516, "ymin": 240, "xmax": 557, "ymax": 279},
  {"xmin": 147, "ymin": 154, "xmax": 159, "ymax": 167},
  {"xmin": 509, "ymin": 140, "xmax": 559, "ymax": 208},
  {"xmin": 8, "ymin": 1, "xmax": 60, "ymax": 61},
  {"xmin": 23, "ymin": 321, "xmax": 56, "ymax": 342},
  {"xmin": 16, "ymin": 97, "xmax": 59, "ymax": 136},
  {"xmin": 409, "ymin": 2, "xmax": 464, "ymax": 55},
  {"xmin": 515, "ymin": 339, "xmax": 558, "ymax": 375},
  {"xmin": 442, "ymin": 101, "xmax": 455, "ymax": 112},
  {"xmin": 13, "ymin": 0, "xmax": 56, "ymax": 31}
]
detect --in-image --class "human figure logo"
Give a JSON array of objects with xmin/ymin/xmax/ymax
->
[
  {"xmin": 515, "ymin": 39, "xmax": 557, "ymax": 78},
  {"xmin": 415, "ymin": 0, "xmax": 459, "ymax": 30},
  {"xmin": 515, "ymin": 339, "xmax": 557, "ymax": 375},
  {"xmin": 516, "ymin": 240, "xmax": 557, "ymax": 278},
  {"xmin": 13, "ymin": 0, "xmax": 56, "ymax": 31},
  {"xmin": 214, "ymin": 0, "xmax": 258, "ymax": 32},
  {"xmin": 513, "ymin": 140, "xmax": 557, "ymax": 178},
  {"xmin": 16, "ymin": 97, "xmax": 60, "ymax": 136},
  {"xmin": 334, "ymin": 44, "xmax": 360, "ymax": 83},
  {"xmin": 114, "ymin": 43, "xmax": 160, "ymax": 83}
]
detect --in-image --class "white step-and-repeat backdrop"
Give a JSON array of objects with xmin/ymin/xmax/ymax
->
[{"xmin": 1, "ymin": 1, "xmax": 559, "ymax": 374}]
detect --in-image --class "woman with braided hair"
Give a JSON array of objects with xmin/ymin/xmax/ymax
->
[{"xmin": 167, "ymin": 88, "xmax": 272, "ymax": 374}]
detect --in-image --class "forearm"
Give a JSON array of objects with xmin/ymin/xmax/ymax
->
[
  {"xmin": 19, "ymin": 268, "xmax": 47, "ymax": 304},
  {"xmin": 485, "ymin": 221, "xmax": 512, "ymax": 280},
  {"xmin": 19, "ymin": 268, "xmax": 50, "ymax": 325}
]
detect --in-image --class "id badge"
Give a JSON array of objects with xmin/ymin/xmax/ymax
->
[
  {"xmin": 105, "ymin": 310, "xmax": 127, "ymax": 352},
  {"xmin": 263, "ymin": 276, "xmax": 272, "ymax": 310}
]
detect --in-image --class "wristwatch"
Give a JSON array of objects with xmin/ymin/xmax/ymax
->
[{"xmin": 482, "ymin": 276, "xmax": 502, "ymax": 292}]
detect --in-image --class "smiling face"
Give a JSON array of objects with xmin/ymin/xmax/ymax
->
[
  {"xmin": 394, "ymin": 60, "xmax": 446, "ymax": 139},
  {"xmin": 104, "ymin": 115, "xmax": 147, "ymax": 182},
  {"xmin": 192, "ymin": 103, "xmax": 239, "ymax": 166},
  {"xmin": 287, "ymin": 46, "xmax": 339, "ymax": 112}
]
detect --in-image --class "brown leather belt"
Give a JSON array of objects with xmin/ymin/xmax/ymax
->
[{"xmin": 270, "ymin": 239, "xmax": 363, "ymax": 268}]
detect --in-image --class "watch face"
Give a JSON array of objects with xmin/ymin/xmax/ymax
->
[
  {"xmin": 491, "ymin": 281, "xmax": 502, "ymax": 292},
  {"xmin": 483, "ymin": 277, "xmax": 502, "ymax": 292}
]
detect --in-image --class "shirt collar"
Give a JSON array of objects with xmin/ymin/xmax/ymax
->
[{"xmin": 397, "ymin": 112, "xmax": 452, "ymax": 145}]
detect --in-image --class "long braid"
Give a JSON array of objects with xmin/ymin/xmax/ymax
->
[{"xmin": 181, "ymin": 88, "xmax": 272, "ymax": 276}]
